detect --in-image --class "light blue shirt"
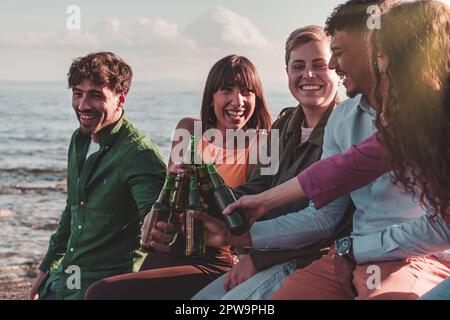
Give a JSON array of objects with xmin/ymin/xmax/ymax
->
[{"xmin": 251, "ymin": 95, "xmax": 450, "ymax": 264}]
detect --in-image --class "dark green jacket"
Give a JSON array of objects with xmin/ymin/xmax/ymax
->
[{"xmin": 39, "ymin": 114, "xmax": 166, "ymax": 299}]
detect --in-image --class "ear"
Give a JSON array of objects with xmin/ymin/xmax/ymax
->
[{"xmin": 117, "ymin": 92, "xmax": 126, "ymax": 109}]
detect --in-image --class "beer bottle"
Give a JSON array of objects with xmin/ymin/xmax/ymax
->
[
  {"xmin": 196, "ymin": 163, "xmax": 224, "ymax": 221},
  {"xmin": 140, "ymin": 175, "xmax": 175, "ymax": 252},
  {"xmin": 184, "ymin": 135, "xmax": 202, "ymax": 166},
  {"xmin": 206, "ymin": 163, "xmax": 249, "ymax": 235},
  {"xmin": 171, "ymin": 171, "xmax": 189, "ymax": 215},
  {"xmin": 185, "ymin": 172, "xmax": 206, "ymax": 256}
]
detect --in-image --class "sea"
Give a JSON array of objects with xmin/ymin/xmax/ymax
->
[{"xmin": 0, "ymin": 81, "xmax": 295, "ymax": 283}]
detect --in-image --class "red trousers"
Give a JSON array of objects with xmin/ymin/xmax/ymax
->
[
  {"xmin": 85, "ymin": 247, "xmax": 233, "ymax": 300},
  {"xmin": 271, "ymin": 248, "xmax": 450, "ymax": 300}
]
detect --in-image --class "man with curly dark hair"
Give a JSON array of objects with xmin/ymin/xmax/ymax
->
[{"xmin": 29, "ymin": 52, "xmax": 167, "ymax": 300}]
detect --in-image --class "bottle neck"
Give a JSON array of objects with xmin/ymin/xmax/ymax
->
[
  {"xmin": 158, "ymin": 176, "xmax": 174, "ymax": 204},
  {"xmin": 185, "ymin": 135, "xmax": 202, "ymax": 165},
  {"xmin": 188, "ymin": 176, "xmax": 200, "ymax": 209},
  {"xmin": 206, "ymin": 164, "xmax": 224, "ymax": 189}
]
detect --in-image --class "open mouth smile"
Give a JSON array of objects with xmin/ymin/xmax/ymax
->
[
  {"xmin": 300, "ymin": 84, "xmax": 323, "ymax": 91},
  {"xmin": 224, "ymin": 108, "xmax": 246, "ymax": 121}
]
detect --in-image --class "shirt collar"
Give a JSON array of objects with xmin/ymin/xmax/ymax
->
[
  {"xmin": 285, "ymin": 104, "xmax": 305, "ymax": 137},
  {"xmin": 97, "ymin": 112, "xmax": 126, "ymax": 148},
  {"xmin": 357, "ymin": 94, "xmax": 377, "ymax": 117},
  {"xmin": 285, "ymin": 103, "xmax": 333, "ymax": 147}
]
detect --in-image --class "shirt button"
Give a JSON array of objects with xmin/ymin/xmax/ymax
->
[
  {"xmin": 70, "ymin": 248, "xmax": 74, "ymax": 252},
  {"xmin": 78, "ymin": 225, "xmax": 82, "ymax": 230},
  {"xmin": 105, "ymin": 146, "xmax": 109, "ymax": 150},
  {"xmin": 80, "ymin": 201, "xmax": 84, "ymax": 206}
]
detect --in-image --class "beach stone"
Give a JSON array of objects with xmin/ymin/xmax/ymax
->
[
  {"xmin": 54, "ymin": 181, "xmax": 67, "ymax": 193},
  {"xmin": 0, "ymin": 209, "xmax": 14, "ymax": 218}
]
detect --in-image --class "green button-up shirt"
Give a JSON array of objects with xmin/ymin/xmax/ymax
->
[{"xmin": 39, "ymin": 114, "xmax": 166, "ymax": 299}]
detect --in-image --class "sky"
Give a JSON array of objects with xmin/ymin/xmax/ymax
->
[{"xmin": 1, "ymin": 0, "xmax": 449, "ymax": 87}]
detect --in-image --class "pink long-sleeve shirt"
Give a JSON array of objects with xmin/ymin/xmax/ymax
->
[{"xmin": 298, "ymin": 133, "xmax": 391, "ymax": 209}]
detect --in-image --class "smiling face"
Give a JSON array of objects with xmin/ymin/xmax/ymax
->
[
  {"xmin": 329, "ymin": 30, "xmax": 373, "ymax": 98},
  {"xmin": 212, "ymin": 85, "xmax": 256, "ymax": 131},
  {"xmin": 286, "ymin": 40, "xmax": 339, "ymax": 109},
  {"xmin": 72, "ymin": 80, "xmax": 125, "ymax": 141}
]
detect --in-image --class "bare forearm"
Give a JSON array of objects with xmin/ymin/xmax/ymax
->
[{"xmin": 259, "ymin": 177, "xmax": 306, "ymax": 212}]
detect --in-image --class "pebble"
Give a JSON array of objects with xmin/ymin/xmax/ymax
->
[{"xmin": 0, "ymin": 209, "xmax": 14, "ymax": 218}]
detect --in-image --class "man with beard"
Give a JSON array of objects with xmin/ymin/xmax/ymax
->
[{"xmin": 29, "ymin": 52, "xmax": 166, "ymax": 300}]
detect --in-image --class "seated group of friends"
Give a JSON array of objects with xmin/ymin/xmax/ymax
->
[{"xmin": 30, "ymin": 0, "xmax": 450, "ymax": 300}]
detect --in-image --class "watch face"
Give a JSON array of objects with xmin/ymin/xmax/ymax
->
[{"xmin": 337, "ymin": 238, "xmax": 351, "ymax": 253}]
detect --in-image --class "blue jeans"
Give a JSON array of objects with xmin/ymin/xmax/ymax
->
[
  {"xmin": 420, "ymin": 277, "xmax": 450, "ymax": 300},
  {"xmin": 40, "ymin": 279, "xmax": 60, "ymax": 300},
  {"xmin": 192, "ymin": 260, "xmax": 296, "ymax": 300}
]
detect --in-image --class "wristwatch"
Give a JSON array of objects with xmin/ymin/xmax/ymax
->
[{"xmin": 335, "ymin": 236, "xmax": 356, "ymax": 263}]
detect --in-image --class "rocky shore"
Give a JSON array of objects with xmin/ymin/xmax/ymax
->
[
  {"xmin": 0, "ymin": 256, "xmax": 42, "ymax": 300},
  {"xmin": 0, "ymin": 280, "xmax": 32, "ymax": 300}
]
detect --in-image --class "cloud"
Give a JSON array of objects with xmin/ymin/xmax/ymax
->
[
  {"xmin": 137, "ymin": 17, "xmax": 180, "ymax": 39},
  {"xmin": 130, "ymin": 17, "xmax": 197, "ymax": 49},
  {"xmin": 185, "ymin": 6, "xmax": 270, "ymax": 48},
  {"xmin": 103, "ymin": 17, "xmax": 121, "ymax": 33},
  {"xmin": 212, "ymin": 7, "xmax": 269, "ymax": 47},
  {"xmin": 0, "ymin": 7, "xmax": 278, "ymax": 82},
  {"xmin": 0, "ymin": 16, "xmax": 195, "ymax": 50},
  {"xmin": 0, "ymin": 7, "xmax": 268, "ymax": 51}
]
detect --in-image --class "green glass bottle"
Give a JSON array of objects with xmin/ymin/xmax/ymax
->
[
  {"xmin": 140, "ymin": 175, "xmax": 175, "ymax": 252},
  {"xmin": 185, "ymin": 172, "xmax": 206, "ymax": 256},
  {"xmin": 184, "ymin": 135, "xmax": 202, "ymax": 166},
  {"xmin": 171, "ymin": 171, "xmax": 189, "ymax": 215},
  {"xmin": 206, "ymin": 163, "xmax": 249, "ymax": 236},
  {"xmin": 196, "ymin": 163, "xmax": 224, "ymax": 221}
]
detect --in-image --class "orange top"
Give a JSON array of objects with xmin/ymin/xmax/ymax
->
[{"xmin": 200, "ymin": 139, "xmax": 248, "ymax": 188}]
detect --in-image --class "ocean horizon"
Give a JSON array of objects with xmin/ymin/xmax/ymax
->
[{"xmin": 0, "ymin": 80, "xmax": 296, "ymax": 283}]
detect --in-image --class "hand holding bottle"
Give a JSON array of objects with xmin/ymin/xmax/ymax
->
[
  {"xmin": 191, "ymin": 209, "xmax": 252, "ymax": 247},
  {"xmin": 167, "ymin": 162, "xmax": 186, "ymax": 176},
  {"xmin": 145, "ymin": 219, "xmax": 179, "ymax": 252},
  {"xmin": 223, "ymin": 176, "xmax": 306, "ymax": 224},
  {"xmin": 222, "ymin": 193, "xmax": 268, "ymax": 226}
]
